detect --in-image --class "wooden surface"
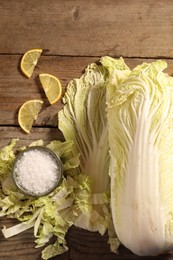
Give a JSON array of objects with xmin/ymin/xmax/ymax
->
[
  {"xmin": 1, "ymin": 0, "xmax": 173, "ymax": 259},
  {"xmin": 1, "ymin": 0, "xmax": 173, "ymax": 58}
]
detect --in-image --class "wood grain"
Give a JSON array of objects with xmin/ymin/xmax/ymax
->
[
  {"xmin": 0, "ymin": 126, "xmax": 63, "ymax": 149},
  {"xmin": 1, "ymin": 0, "xmax": 173, "ymax": 58},
  {"xmin": 67, "ymin": 227, "xmax": 171, "ymax": 260},
  {"xmin": 1, "ymin": 0, "xmax": 173, "ymax": 258},
  {"xmin": 1, "ymin": 55, "xmax": 173, "ymax": 127},
  {"xmin": 0, "ymin": 217, "xmax": 171, "ymax": 260},
  {"xmin": 0, "ymin": 217, "xmax": 70, "ymax": 260}
]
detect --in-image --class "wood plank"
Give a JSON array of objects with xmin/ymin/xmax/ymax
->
[
  {"xmin": 1, "ymin": 55, "xmax": 173, "ymax": 127},
  {"xmin": 0, "ymin": 215, "xmax": 170, "ymax": 260},
  {"xmin": 0, "ymin": 217, "xmax": 69, "ymax": 260},
  {"xmin": 0, "ymin": 126, "xmax": 63, "ymax": 149},
  {"xmin": 1, "ymin": 0, "xmax": 173, "ymax": 57},
  {"xmin": 67, "ymin": 227, "xmax": 170, "ymax": 260}
]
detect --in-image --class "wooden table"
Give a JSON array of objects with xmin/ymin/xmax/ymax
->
[{"xmin": 0, "ymin": 0, "xmax": 173, "ymax": 259}]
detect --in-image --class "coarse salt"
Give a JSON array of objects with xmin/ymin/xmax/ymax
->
[{"xmin": 14, "ymin": 149, "xmax": 61, "ymax": 195}]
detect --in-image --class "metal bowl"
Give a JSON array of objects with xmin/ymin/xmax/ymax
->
[{"xmin": 12, "ymin": 146, "xmax": 63, "ymax": 197}]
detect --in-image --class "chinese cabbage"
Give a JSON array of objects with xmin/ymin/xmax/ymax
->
[
  {"xmin": 58, "ymin": 57, "xmax": 131, "ymax": 253},
  {"xmin": 108, "ymin": 60, "xmax": 173, "ymax": 256}
]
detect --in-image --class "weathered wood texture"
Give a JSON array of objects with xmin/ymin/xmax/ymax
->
[
  {"xmin": 1, "ymin": 0, "xmax": 173, "ymax": 57},
  {"xmin": 0, "ymin": 218, "xmax": 170, "ymax": 260},
  {"xmin": 0, "ymin": 127, "xmax": 63, "ymax": 148},
  {"xmin": 1, "ymin": 0, "xmax": 173, "ymax": 259}
]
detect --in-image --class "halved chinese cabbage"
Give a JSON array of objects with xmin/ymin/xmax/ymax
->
[
  {"xmin": 58, "ymin": 58, "xmax": 130, "ymax": 247},
  {"xmin": 107, "ymin": 60, "xmax": 173, "ymax": 256}
]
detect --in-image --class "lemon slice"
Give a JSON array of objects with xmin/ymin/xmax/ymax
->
[
  {"xmin": 18, "ymin": 100, "xmax": 43, "ymax": 133},
  {"xmin": 20, "ymin": 49, "xmax": 42, "ymax": 78},
  {"xmin": 39, "ymin": 73, "xmax": 62, "ymax": 105}
]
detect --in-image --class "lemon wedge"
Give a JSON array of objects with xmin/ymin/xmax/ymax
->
[
  {"xmin": 20, "ymin": 49, "xmax": 42, "ymax": 78},
  {"xmin": 39, "ymin": 73, "xmax": 62, "ymax": 105},
  {"xmin": 18, "ymin": 100, "xmax": 43, "ymax": 133}
]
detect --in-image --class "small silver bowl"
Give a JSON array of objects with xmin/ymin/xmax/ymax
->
[{"xmin": 12, "ymin": 146, "xmax": 63, "ymax": 197}]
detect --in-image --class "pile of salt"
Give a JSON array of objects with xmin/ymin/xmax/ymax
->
[{"xmin": 14, "ymin": 148, "xmax": 62, "ymax": 196}]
